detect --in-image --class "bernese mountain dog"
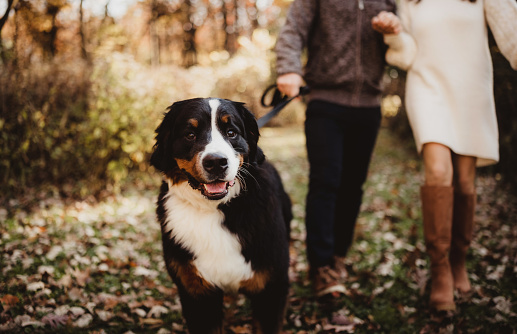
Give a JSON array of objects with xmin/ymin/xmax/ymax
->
[{"xmin": 150, "ymin": 98, "xmax": 292, "ymax": 334}]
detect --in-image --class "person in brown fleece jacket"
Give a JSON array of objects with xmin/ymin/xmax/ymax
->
[{"xmin": 275, "ymin": 0, "xmax": 397, "ymax": 297}]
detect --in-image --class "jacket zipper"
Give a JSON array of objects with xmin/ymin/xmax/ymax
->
[{"xmin": 353, "ymin": 0, "xmax": 364, "ymax": 106}]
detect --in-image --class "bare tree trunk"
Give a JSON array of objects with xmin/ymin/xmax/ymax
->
[
  {"xmin": 101, "ymin": 0, "xmax": 111, "ymax": 24},
  {"xmin": 181, "ymin": 0, "xmax": 197, "ymax": 67},
  {"xmin": 79, "ymin": 0, "xmax": 88, "ymax": 61},
  {"xmin": 182, "ymin": 26, "xmax": 196, "ymax": 67},
  {"xmin": 249, "ymin": 0, "xmax": 259, "ymax": 32},
  {"xmin": 150, "ymin": 19, "xmax": 160, "ymax": 66},
  {"xmin": 12, "ymin": 3, "xmax": 20, "ymax": 67},
  {"xmin": 223, "ymin": 0, "xmax": 238, "ymax": 55},
  {"xmin": 40, "ymin": 2, "xmax": 61, "ymax": 59},
  {"xmin": 149, "ymin": 0, "xmax": 160, "ymax": 66}
]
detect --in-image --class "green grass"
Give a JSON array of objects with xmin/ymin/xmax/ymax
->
[{"xmin": 1, "ymin": 125, "xmax": 516, "ymax": 333}]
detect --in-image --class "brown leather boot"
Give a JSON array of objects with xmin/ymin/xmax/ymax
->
[
  {"xmin": 421, "ymin": 186, "xmax": 456, "ymax": 311},
  {"xmin": 450, "ymin": 191, "xmax": 476, "ymax": 294},
  {"xmin": 310, "ymin": 265, "xmax": 347, "ymax": 297}
]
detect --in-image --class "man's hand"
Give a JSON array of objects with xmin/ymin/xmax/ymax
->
[
  {"xmin": 372, "ymin": 11, "xmax": 402, "ymax": 35},
  {"xmin": 276, "ymin": 73, "xmax": 304, "ymax": 98}
]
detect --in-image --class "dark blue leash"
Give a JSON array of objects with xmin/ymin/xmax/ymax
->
[{"xmin": 257, "ymin": 84, "xmax": 310, "ymax": 128}]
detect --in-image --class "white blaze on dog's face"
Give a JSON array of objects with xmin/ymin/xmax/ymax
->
[{"xmin": 197, "ymin": 99, "xmax": 240, "ymax": 198}]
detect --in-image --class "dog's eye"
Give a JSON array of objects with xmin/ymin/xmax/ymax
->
[
  {"xmin": 185, "ymin": 132, "xmax": 196, "ymax": 141},
  {"xmin": 227, "ymin": 129, "xmax": 237, "ymax": 138}
]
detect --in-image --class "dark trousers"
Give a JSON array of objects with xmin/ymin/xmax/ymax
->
[{"xmin": 305, "ymin": 100, "xmax": 381, "ymax": 268}]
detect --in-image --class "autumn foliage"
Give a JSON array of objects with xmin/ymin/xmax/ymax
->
[{"xmin": 0, "ymin": 0, "xmax": 290, "ymax": 200}]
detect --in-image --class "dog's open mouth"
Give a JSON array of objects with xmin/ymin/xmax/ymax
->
[
  {"xmin": 200, "ymin": 180, "xmax": 235, "ymax": 200},
  {"xmin": 182, "ymin": 170, "xmax": 236, "ymax": 200}
]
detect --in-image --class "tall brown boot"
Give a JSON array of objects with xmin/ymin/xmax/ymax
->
[
  {"xmin": 421, "ymin": 186, "xmax": 456, "ymax": 311},
  {"xmin": 450, "ymin": 191, "xmax": 476, "ymax": 294}
]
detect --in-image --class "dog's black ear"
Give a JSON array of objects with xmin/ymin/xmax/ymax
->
[
  {"xmin": 234, "ymin": 102, "xmax": 265, "ymax": 165},
  {"xmin": 150, "ymin": 103, "xmax": 181, "ymax": 172}
]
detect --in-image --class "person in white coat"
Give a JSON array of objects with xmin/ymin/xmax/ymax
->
[{"xmin": 371, "ymin": 0, "xmax": 517, "ymax": 312}]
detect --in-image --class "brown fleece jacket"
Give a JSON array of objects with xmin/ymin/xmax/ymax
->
[{"xmin": 275, "ymin": 0, "xmax": 396, "ymax": 108}]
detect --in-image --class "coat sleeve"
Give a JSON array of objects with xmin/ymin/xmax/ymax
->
[
  {"xmin": 275, "ymin": 0, "xmax": 317, "ymax": 76},
  {"xmin": 382, "ymin": 0, "xmax": 417, "ymax": 71},
  {"xmin": 485, "ymin": 0, "xmax": 517, "ymax": 70},
  {"xmin": 383, "ymin": 32, "xmax": 417, "ymax": 71}
]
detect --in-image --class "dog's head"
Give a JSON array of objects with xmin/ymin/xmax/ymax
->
[{"xmin": 151, "ymin": 98, "xmax": 264, "ymax": 200}]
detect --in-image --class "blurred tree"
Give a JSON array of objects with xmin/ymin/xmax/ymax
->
[
  {"xmin": 79, "ymin": 0, "xmax": 88, "ymax": 60},
  {"xmin": 43, "ymin": 0, "xmax": 64, "ymax": 57},
  {"xmin": 181, "ymin": 0, "xmax": 197, "ymax": 67},
  {"xmin": 148, "ymin": 0, "xmax": 160, "ymax": 66},
  {"xmin": 9, "ymin": 0, "xmax": 68, "ymax": 61},
  {"xmin": 222, "ymin": 0, "xmax": 238, "ymax": 54}
]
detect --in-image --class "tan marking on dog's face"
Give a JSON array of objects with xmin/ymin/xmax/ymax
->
[
  {"xmin": 239, "ymin": 270, "xmax": 270, "ymax": 294},
  {"xmin": 176, "ymin": 154, "xmax": 203, "ymax": 181},
  {"xmin": 167, "ymin": 259, "xmax": 214, "ymax": 296},
  {"xmin": 188, "ymin": 118, "xmax": 199, "ymax": 128},
  {"xmin": 221, "ymin": 114, "xmax": 231, "ymax": 124}
]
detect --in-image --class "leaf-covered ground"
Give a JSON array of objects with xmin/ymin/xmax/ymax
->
[{"xmin": 1, "ymin": 125, "xmax": 516, "ymax": 333}]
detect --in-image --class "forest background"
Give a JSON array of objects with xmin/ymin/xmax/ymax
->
[
  {"xmin": 1, "ymin": 0, "xmax": 517, "ymax": 333},
  {"xmin": 0, "ymin": 0, "xmax": 516, "ymax": 200}
]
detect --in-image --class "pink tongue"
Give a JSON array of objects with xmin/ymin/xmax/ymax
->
[{"xmin": 204, "ymin": 182, "xmax": 228, "ymax": 194}]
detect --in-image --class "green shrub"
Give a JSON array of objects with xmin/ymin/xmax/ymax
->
[
  {"xmin": 0, "ymin": 60, "xmax": 91, "ymax": 196},
  {"xmin": 0, "ymin": 55, "xmax": 163, "ymax": 199}
]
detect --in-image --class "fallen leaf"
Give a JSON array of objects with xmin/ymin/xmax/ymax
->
[
  {"xmin": 229, "ymin": 325, "xmax": 252, "ymax": 333},
  {"xmin": 0, "ymin": 294, "xmax": 20, "ymax": 311},
  {"xmin": 57, "ymin": 274, "xmax": 73, "ymax": 289},
  {"xmin": 96, "ymin": 310, "xmax": 114, "ymax": 321},
  {"xmin": 74, "ymin": 313, "xmax": 93, "ymax": 328},
  {"xmin": 38, "ymin": 265, "xmax": 55, "ymax": 276},
  {"xmin": 133, "ymin": 308, "xmax": 147, "ymax": 318},
  {"xmin": 70, "ymin": 306, "xmax": 86, "ymax": 317},
  {"xmin": 147, "ymin": 305, "xmax": 169, "ymax": 318},
  {"xmin": 71, "ymin": 268, "xmax": 91, "ymax": 286},
  {"xmin": 26, "ymin": 281, "xmax": 45, "ymax": 291},
  {"xmin": 139, "ymin": 318, "xmax": 163, "ymax": 326},
  {"xmin": 41, "ymin": 314, "xmax": 69, "ymax": 329},
  {"xmin": 68, "ymin": 287, "xmax": 83, "ymax": 301}
]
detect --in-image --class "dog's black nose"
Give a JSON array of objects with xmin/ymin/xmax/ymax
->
[{"xmin": 202, "ymin": 154, "xmax": 228, "ymax": 175}]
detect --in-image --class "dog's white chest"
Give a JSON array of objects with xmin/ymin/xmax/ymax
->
[{"xmin": 163, "ymin": 183, "xmax": 252, "ymax": 292}]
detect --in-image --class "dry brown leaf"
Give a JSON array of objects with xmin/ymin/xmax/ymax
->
[
  {"xmin": 0, "ymin": 294, "xmax": 20, "ymax": 311},
  {"xmin": 229, "ymin": 325, "xmax": 252, "ymax": 333},
  {"xmin": 68, "ymin": 287, "xmax": 83, "ymax": 301},
  {"xmin": 71, "ymin": 268, "xmax": 91, "ymax": 287},
  {"xmin": 139, "ymin": 318, "xmax": 163, "ymax": 326}
]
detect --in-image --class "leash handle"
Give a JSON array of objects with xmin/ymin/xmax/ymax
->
[
  {"xmin": 257, "ymin": 84, "xmax": 310, "ymax": 128},
  {"xmin": 260, "ymin": 84, "xmax": 310, "ymax": 108}
]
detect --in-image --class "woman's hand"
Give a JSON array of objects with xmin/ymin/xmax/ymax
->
[
  {"xmin": 276, "ymin": 73, "xmax": 304, "ymax": 98},
  {"xmin": 372, "ymin": 11, "xmax": 402, "ymax": 35}
]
